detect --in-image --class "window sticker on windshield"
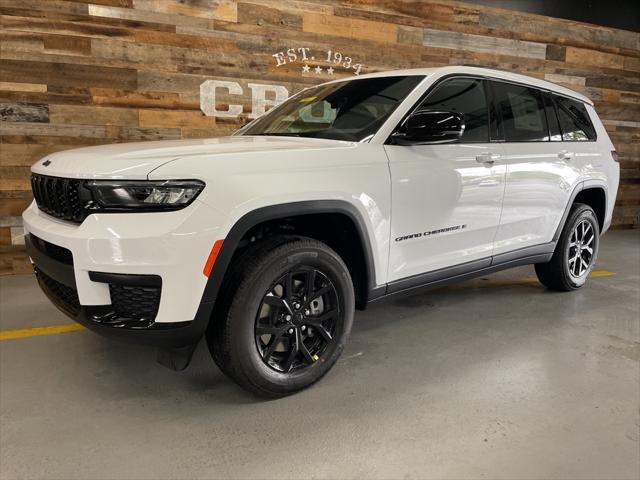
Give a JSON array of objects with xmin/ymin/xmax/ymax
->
[{"xmin": 300, "ymin": 96, "xmax": 317, "ymax": 103}]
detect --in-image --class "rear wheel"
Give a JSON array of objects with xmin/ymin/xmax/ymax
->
[
  {"xmin": 535, "ymin": 203, "xmax": 600, "ymax": 291},
  {"xmin": 207, "ymin": 236, "xmax": 354, "ymax": 397}
]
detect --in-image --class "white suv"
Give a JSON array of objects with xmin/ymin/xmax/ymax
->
[{"xmin": 23, "ymin": 66, "xmax": 619, "ymax": 396}]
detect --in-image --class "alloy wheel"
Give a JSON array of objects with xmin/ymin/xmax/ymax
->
[
  {"xmin": 255, "ymin": 268, "xmax": 340, "ymax": 373},
  {"xmin": 567, "ymin": 219, "xmax": 595, "ymax": 278}
]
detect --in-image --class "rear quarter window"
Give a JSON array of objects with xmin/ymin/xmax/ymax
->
[{"xmin": 553, "ymin": 95, "xmax": 597, "ymax": 141}]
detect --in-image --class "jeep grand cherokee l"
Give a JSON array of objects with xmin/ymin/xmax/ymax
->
[{"xmin": 23, "ymin": 66, "xmax": 619, "ymax": 396}]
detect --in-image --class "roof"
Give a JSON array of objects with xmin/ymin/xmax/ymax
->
[{"xmin": 327, "ymin": 65, "xmax": 593, "ymax": 105}]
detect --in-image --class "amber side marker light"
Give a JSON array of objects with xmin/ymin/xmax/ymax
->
[
  {"xmin": 203, "ymin": 239, "xmax": 224, "ymax": 277},
  {"xmin": 611, "ymin": 150, "xmax": 619, "ymax": 162}
]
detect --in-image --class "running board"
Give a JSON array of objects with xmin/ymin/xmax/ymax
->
[{"xmin": 370, "ymin": 242, "xmax": 555, "ymax": 302}]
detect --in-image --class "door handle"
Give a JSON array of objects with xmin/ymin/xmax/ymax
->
[
  {"xmin": 558, "ymin": 150, "xmax": 573, "ymax": 160},
  {"xmin": 476, "ymin": 152, "xmax": 500, "ymax": 165}
]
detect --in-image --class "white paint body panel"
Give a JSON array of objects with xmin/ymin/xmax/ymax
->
[
  {"xmin": 385, "ymin": 143, "xmax": 505, "ymax": 280},
  {"xmin": 149, "ymin": 137, "xmax": 393, "ymax": 287},
  {"xmin": 23, "ymin": 66, "xmax": 619, "ymax": 324},
  {"xmin": 583, "ymin": 104, "xmax": 619, "ymax": 233},
  {"xmin": 491, "ymin": 142, "xmax": 582, "ymax": 254},
  {"xmin": 25, "ymin": 136, "xmax": 393, "ymax": 322},
  {"xmin": 23, "ymin": 200, "xmax": 224, "ymax": 322}
]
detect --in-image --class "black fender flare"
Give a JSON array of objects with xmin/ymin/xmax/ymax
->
[
  {"xmin": 552, "ymin": 182, "xmax": 608, "ymax": 242},
  {"xmin": 192, "ymin": 200, "xmax": 378, "ymax": 333}
]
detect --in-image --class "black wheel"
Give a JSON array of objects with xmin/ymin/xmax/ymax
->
[
  {"xmin": 535, "ymin": 203, "xmax": 600, "ymax": 291},
  {"xmin": 207, "ymin": 236, "xmax": 355, "ymax": 397}
]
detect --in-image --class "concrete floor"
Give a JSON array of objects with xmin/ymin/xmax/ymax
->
[{"xmin": 0, "ymin": 230, "xmax": 638, "ymax": 480}]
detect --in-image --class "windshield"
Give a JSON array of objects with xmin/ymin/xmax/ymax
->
[{"xmin": 239, "ymin": 76, "xmax": 424, "ymax": 142}]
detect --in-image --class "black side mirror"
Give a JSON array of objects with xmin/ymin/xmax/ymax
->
[{"xmin": 393, "ymin": 110, "xmax": 465, "ymax": 144}]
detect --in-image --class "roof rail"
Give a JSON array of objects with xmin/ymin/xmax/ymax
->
[
  {"xmin": 459, "ymin": 64, "xmax": 511, "ymax": 73},
  {"xmin": 457, "ymin": 64, "xmax": 593, "ymax": 105}
]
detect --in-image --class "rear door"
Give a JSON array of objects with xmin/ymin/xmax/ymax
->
[
  {"xmin": 490, "ymin": 81, "xmax": 582, "ymax": 255},
  {"xmin": 385, "ymin": 76, "xmax": 506, "ymax": 282}
]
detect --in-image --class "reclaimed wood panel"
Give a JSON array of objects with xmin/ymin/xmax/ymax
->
[
  {"xmin": 133, "ymin": 0, "xmax": 237, "ymax": 22},
  {"xmin": 0, "ymin": 0, "xmax": 638, "ymax": 274},
  {"xmin": 302, "ymin": 12, "xmax": 398, "ymax": 43},
  {"xmin": 0, "ymin": 103, "xmax": 49, "ymax": 123},
  {"xmin": 565, "ymin": 47, "xmax": 626, "ymax": 70},
  {"xmin": 0, "ymin": 59, "xmax": 138, "ymax": 89},
  {"xmin": 478, "ymin": 10, "xmax": 638, "ymax": 52},
  {"xmin": 423, "ymin": 28, "xmax": 547, "ymax": 59},
  {"xmin": 49, "ymin": 104, "xmax": 138, "ymax": 126}
]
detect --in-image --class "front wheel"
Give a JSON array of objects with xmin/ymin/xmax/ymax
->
[
  {"xmin": 535, "ymin": 203, "xmax": 600, "ymax": 291},
  {"xmin": 207, "ymin": 236, "xmax": 355, "ymax": 397}
]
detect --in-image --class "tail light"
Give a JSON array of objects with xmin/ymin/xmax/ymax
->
[{"xmin": 611, "ymin": 150, "xmax": 619, "ymax": 162}]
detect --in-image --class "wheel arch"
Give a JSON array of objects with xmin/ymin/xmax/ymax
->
[
  {"xmin": 201, "ymin": 201, "xmax": 377, "ymax": 315},
  {"xmin": 574, "ymin": 186, "xmax": 606, "ymax": 232},
  {"xmin": 553, "ymin": 182, "xmax": 608, "ymax": 241}
]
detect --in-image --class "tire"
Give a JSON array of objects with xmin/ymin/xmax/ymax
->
[
  {"xmin": 535, "ymin": 203, "xmax": 600, "ymax": 291},
  {"xmin": 207, "ymin": 235, "xmax": 355, "ymax": 397}
]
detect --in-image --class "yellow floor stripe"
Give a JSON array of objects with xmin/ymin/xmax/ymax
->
[
  {"xmin": 0, "ymin": 323, "xmax": 85, "ymax": 340},
  {"xmin": 588, "ymin": 270, "xmax": 616, "ymax": 278},
  {"xmin": 0, "ymin": 270, "xmax": 617, "ymax": 341}
]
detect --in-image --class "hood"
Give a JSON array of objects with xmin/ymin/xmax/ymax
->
[{"xmin": 31, "ymin": 136, "xmax": 353, "ymax": 179}]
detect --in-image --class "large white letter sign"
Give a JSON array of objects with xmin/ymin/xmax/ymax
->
[
  {"xmin": 199, "ymin": 80, "xmax": 243, "ymax": 118},
  {"xmin": 247, "ymin": 83, "xmax": 289, "ymax": 119}
]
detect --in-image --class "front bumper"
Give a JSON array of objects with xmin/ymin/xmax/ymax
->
[{"xmin": 22, "ymin": 200, "xmax": 226, "ymax": 347}]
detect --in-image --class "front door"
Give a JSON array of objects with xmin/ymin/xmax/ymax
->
[{"xmin": 385, "ymin": 77, "xmax": 506, "ymax": 282}]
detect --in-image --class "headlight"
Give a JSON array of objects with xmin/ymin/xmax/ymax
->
[{"xmin": 85, "ymin": 180, "xmax": 204, "ymax": 211}]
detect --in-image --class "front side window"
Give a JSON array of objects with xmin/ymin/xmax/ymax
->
[
  {"xmin": 554, "ymin": 95, "xmax": 597, "ymax": 141},
  {"xmin": 240, "ymin": 76, "xmax": 424, "ymax": 142},
  {"xmin": 417, "ymin": 77, "xmax": 489, "ymax": 142},
  {"xmin": 492, "ymin": 82, "xmax": 548, "ymax": 142}
]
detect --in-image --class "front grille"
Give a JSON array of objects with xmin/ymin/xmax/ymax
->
[
  {"xmin": 31, "ymin": 174, "xmax": 88, "ymax": 223},
  {"xmin": 109, "ymin": 284, "xmax": 161, "ymax": 323},
  {"xmin": 29, "ymin": 234, "xmax": 73, "ymax": 265},
  {"xmin": 34, "ymin": 267, "xmax": 80, "ymax": 317}
]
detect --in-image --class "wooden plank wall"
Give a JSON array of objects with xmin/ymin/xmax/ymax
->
[{"xmin": 1, "ymin": 0, "xmax": 638, "ymax": 275}]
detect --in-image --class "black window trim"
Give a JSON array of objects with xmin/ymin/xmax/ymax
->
[
  {"xmin": 385, "ymin": 73, "xmax": 597, "ymax": 145},
  {"xmin": 542, "ymin": 91, "xmax": 562, "ymax": 142},
  {"xmin": 486, "ymin": 78, "xmax": 503, "ymax": 142}
]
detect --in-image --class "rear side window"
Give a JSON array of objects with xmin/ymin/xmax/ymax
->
[
  {"xmin": 418, "ymin": 77, "xmax": 489, "ymax": 142},
  {"xmin": 553, "ymin": 95, "xmax": 597, "ymax": 141},
  {"xmin": 492, "ymin": 82, "xmax": 548, "ymax": 142}
]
